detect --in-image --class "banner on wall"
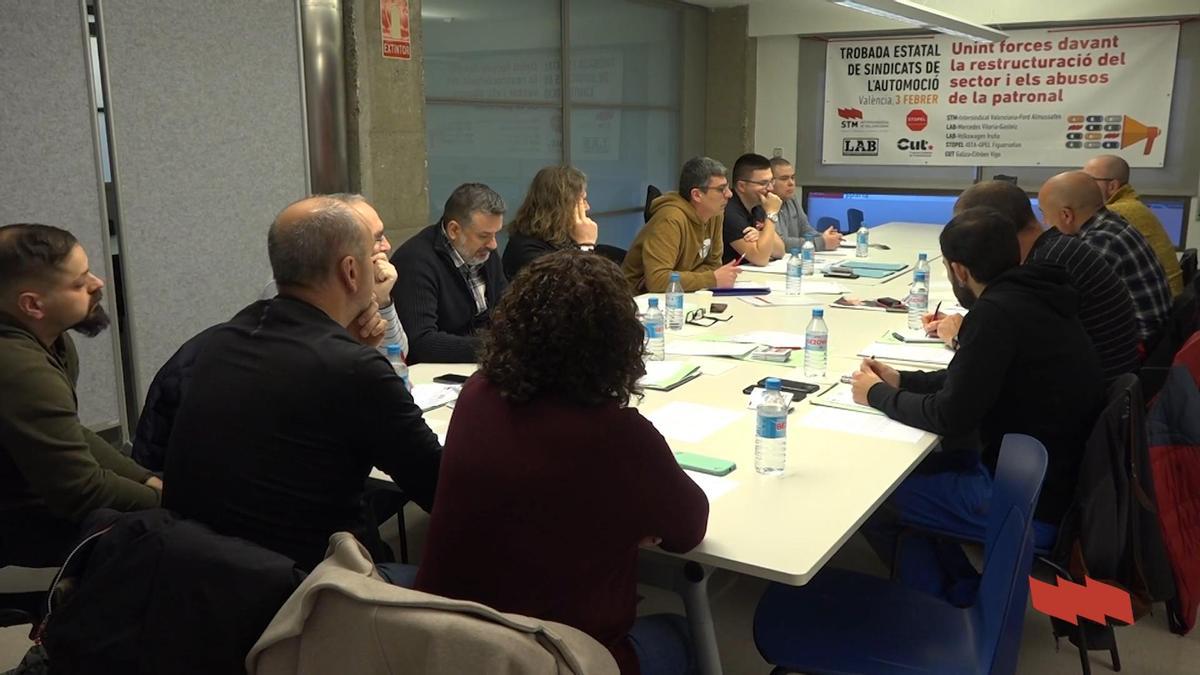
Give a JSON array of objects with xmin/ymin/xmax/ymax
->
[{"xmin": 822, "ymin": 24, "xmax": 1179, "ymax": 167}]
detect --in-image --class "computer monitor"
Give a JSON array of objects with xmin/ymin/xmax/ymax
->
[{"xmin": 801, "ymin": 188, "xmax": 961, "ymax": 233}]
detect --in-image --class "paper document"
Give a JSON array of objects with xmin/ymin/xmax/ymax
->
[
  {"xmin": 665, "ymin": 340, "xmax": 757, "ymax": 357},
  {"xmin": 645, "ymin": 402, "xmax": 745, "ymax": 444},
  {"xmin": 639, "ymin": 361, "xmax": 702, "ymax": 391},
  {"xmin": 740, "ymin": 258, "xmax": 789, "ymax": 275},
  {"xmin": 684, "ymin": 470, "xmax": 737, "ymax": 502},
  {"xmin": 412, "ymin": 383, "xmax": 461, "ymax": 412},
  {"xmin": 729, "ymin": 331, "xmax": 809, "ymax": 348},
  {"xmin": 694, "ymin": 357, "xmax": 740, "ymax": 376},
  {"xmin": 800, "ymin": 407, "xmax": 926, "ymax": 443},
  {"xmin": 858, "ymin": 342, "xmax": 955, "ymax": 366},
  {"xmin": 748, "ymin": 295, "xmax": 825, "ymax": 307},
  {"xmin": 809, "ymin": 382, "xmax": 883, "ymax": 415},
  {"xmin": 795, "ymin": 280, "xmax": 847, "ymax": 295}
]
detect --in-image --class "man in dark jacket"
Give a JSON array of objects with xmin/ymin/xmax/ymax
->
[
  {"xmin": 0, "ymin": 224, "xmax": 160, "ymax": 566},
  {"xmin": 851, "ymin": 207, "xmax": 1105, "ymax": 599},
  {"xmin": 164, "ymin": 197, "xmax": 442, "ymax": 571},
  {"xmin": 390, "ymin": 183, "xmax": 508, "ymax": 363}
]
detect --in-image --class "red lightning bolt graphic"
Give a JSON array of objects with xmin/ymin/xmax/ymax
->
[{"xmin": 1029, "ymin": 576, "xmax": 1134, "ymax": 626}]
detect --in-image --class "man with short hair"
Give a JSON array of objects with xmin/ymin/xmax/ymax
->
[
  {"xmin": 390, "ymin": 183, "xmax": 508, "ymax": 364},
  {"xmin": 0, "ymin": 224, "xmax": 161, "ymax": 566},
  {"xmin": 165, "ymin": 197, "xmax": 441, "ymax": 572},
  {"xmin": 623, "ymin": 156, "xmax": 743, "ymax": 293},
  {"xmin": 1038, "ymin": 171, "xmax": 1171, "ymax": 345},
  {"xmin": 926, "ymin": 180, "xmax": 1139, "ymax": 381},
  {"xmin": 1083, "ymin": 154, "xmax": 1183, "ymax": 296},
  {"xmin": 770, "ymin": 156, "xmax": 842, "ymax": 252},
  {"xmin": 851, "ymin": 207, "xmax": 1103, "ymax": 599},
  {"xmin": 721, "ymin": 153, "xmax": 785, "ymax": 265}
]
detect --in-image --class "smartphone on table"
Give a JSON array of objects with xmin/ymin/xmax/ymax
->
[
  {"xmin": 675, "ymin": 452, "xmax": 736, "ymax": 477},
  {"xmin": 741, "ymin": 378, "xmax": 820, "ymax": 396},
  {"xmin": 432, "ymin": 373, "xmax": 470, "ymax": 385}
]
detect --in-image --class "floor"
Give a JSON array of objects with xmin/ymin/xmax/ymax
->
[{"xmin": 4, "ymin": 507, "xmax": 1198, "ymax": 674}]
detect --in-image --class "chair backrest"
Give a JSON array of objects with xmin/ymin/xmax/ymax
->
[
  {"xmin": 1180, "ymin": 248, "xmax": 1197, "ymax": 288},
  {"xmin": 594, "ymin": 244, "xmax": 627, "ymax": 267},
  {"xmin": 1140, "ymin": 281, "xmax": 1199, "ymax": 400},
  {"xmin": 643, "ymin": 184, "xmax": 662, "ymax": 223},
  {"xmin": 817, "ymin": 216, "xmax": 840, "ymax": 232},
  {"xmin": 974, "ymin": 434, "xmax": 1048, "ymax": 675},
  {"xmin": 846, "ymin": 208, "xmax": 865, "ymax": 232}
]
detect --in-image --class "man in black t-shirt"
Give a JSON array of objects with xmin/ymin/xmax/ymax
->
[{"xmin": 721, "ymin": 153, "xmax": 784, "ymax": 265}]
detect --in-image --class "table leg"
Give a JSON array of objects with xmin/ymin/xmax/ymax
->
[{"xmin": 677, "ymin": 561, "xmax": 722, "ymax": 675}]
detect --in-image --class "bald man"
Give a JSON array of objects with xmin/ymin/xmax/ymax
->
[
  {"xmin": 1083, "ymin": 155, "xmax": 1183, "ymax": 296},
  {"xmin": 165, "ymin": 196, "xmax": 441, "ymax": 572},
  {"xmin": 1038, "ymin": 171, "xmax": 1171, "ymax": 344}
]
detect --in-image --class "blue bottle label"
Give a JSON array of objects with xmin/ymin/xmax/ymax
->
[
  {"xmin": 645, "ymin": 323, "xmax": 661, "ymax": 339},
  {"xmin": 667, "ymin": 295, "xmax": 684, "ymax": 309},
  {"xmin": 757, "ymin": 413, "xmax": 786, "ymax": 439}
]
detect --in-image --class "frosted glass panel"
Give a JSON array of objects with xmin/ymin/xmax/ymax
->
[
  {"xmin": 426, "ymin": 104, "xmax": 562, "ymax": 219},
  {"xmin": 569, "ymin": 0, "xmax": 680, "ymax": 107},
  {"xmin": 594, "ymin": 211, "xmax": 646, "ymax": 251},
  {"xmin": 571, "ymin": 108, "xmax": 677, "ymax": 214}
]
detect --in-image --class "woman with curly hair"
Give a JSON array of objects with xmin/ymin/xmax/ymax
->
[
  {"xmin": 415, "ymin": 251, "xmax": 708, "ymax": 675},
  {"xmin": 501, "ymin": 165, "xmax": 600, "ymax": 280}
]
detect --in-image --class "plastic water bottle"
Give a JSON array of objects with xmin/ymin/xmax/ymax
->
[
  {"xmin": 754, "ymin": 378, "xmax": 788, "ymax": 475},
  {"xmin": 908, "ymin": 270, "xmax": 929, "ymax": 330},
  {"xmin": 644, "ymin": 297, "xmax": 665, "ymax": 361},
  {"xmin": 665, "ymin": 272, "xmax": 685, "ymax": 330},
  {"xmin": 804, "ymin": 308, "xmax": 828, "ymax": 378},
  {"xmin": 915, "ymin": 252, "xmax": 929, "ymax": 282},
  {"xmin": 801, "ymin": 237, "xmax": 815, "ymax": 276},
  {"xmin": 856, "ymin": 225, "xmax": 870, "ymax": 258},
  {"xmin": 786, "ymin": 249, "xmax": 803, "ymax": 295},
  {"xmin": 386, "ymin": 343, "xmax": 403, "ymax": 371}
]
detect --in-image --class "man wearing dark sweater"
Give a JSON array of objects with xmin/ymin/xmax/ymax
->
[
  {"xmin": 164, "ymin": 197, "xmax": 441, "ymax": 571},
  {"xmin": 390, "ymin": 183, "xmax": 508, "ymax": 363},
  {"xmin": 851, "ymin": 207, "xmax": 1104, "ymax": 599},
  {"xmin": 0, "ymin": 224, "xmax": 160, "ymax": 566}
]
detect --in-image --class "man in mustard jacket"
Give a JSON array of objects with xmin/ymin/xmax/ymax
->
[{"xmin": 0, "ymin": 223, "xmax": 160, "ymax": 566}]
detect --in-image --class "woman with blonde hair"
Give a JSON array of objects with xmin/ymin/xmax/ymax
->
[{"xmin": 502, "ymin": 165, "xmax": 599, "ymax": 279}]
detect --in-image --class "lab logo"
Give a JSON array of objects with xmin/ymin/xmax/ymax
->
[
  {"xmin": 897, "ymin": 138, "xmax": 934, "ymax": 152},
  {"xmin": 906, "ymin": 109, "xmax": 928, "ymax": 132},
  {"xmin": 842, "ymin": 137, "xmax": 878, "ymax": 156}
]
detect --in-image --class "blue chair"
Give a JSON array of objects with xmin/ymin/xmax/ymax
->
[
  {"xmin": 817, "ymin": 216, "xmax": 841, "ymax": 233},
  {"xmin": 847, "ymin": 208, "xmax": 865, "ymax": 232},
  {"xmin": 753, "ymin": 434, "xmax": 1047, "ymax": 675}
]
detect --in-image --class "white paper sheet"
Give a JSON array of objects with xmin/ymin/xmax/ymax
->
[
  {"xmin": 800, "ymin": 407, "xmax": 926, "ymax": 443},
  {"xmin": 665, "ymin": 340, "xmax": 757, "ymax": 357},
  {"xmin": 639, "ymin": 361, "xmax": 701, "ymax": 388},
  {"xmin": 412, "ymin": 383, "xmax": 461, "ymax": 411},
  {"xmin": 645, "ymin": 402, "xmax": 745, "ymax": 443},
  {"xmin": 739, "ymin": 258, "xmax": 790, "ymax": 275},
  {"xmin": 753, "ymin": 295, "xmax": 826, "ymax": 307},
  {"xmin": 684, "ymin": 470, "xmax": 737, "ymax": 502},
  {"xmin": 728, "ymin": 331, "xmax": 810, "ymax": 348},
  {"xmin": 695, "ymin": 357, "xmax": 741, "ymax": 376},
  {"xmin": 858, "ymin": 342, "xmax": 955, "ymax": 366}
]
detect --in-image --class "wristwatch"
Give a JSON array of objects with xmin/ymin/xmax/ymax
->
[
  {"xmin": 579, "ymin": 244, "xmax": 595, "ymax": 252},
  {"xmin": 766, "ymin": 211, "xmax": 779, "ymax": 223}
]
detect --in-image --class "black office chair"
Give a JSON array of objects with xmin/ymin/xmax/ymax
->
[
  {"xmin": 1180, "ymin": 248, "xmax": 1197, "ymax": 288},
  {"xmin": 846, "ymin": 208, "xmax": 865, "ymax": 233},
  {"xmin": 1140, "ymin": 276, "xmax": 1200, "ymax": 401},
  {"xmin": 595, "ymin": 244, "xmax": 627, "ymax": 266},
  {"xmin": 644, "ymin": 185, "xmax": 662, "ymax": 223},
  {"xmin": 817, "ymin": 216, "xmax": 841, "ymax": 232},
  {"xmin": 0, "ymin": 545, "xmax": 52, "ymax": 629},
  {"xmin": 363, "ymin": 480, "xmax": 411, "ymax": 564}
]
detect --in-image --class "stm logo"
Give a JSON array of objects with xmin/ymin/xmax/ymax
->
[
  {"xmin": 838, "ymin": 108, "xmax": 863, "ymax": 119},
  {"xmin": 842, "ymin": 137, "xmax": 878, "ymax": 156},
  {"xmin": 898, "ymin": 138, "xmax": 934, "ymax": 151}
]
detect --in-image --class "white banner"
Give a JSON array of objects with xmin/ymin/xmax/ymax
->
[{"xmin": 822, "ymin": 24, "xmax": 1179, "ymax": 167}]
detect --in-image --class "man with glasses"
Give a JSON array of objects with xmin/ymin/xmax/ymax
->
[
  {"xmin": 623, "ymin": 156, "xmax": 743, "ymax": 293},
  {"xmin": 770, "ymin": 156, "xmax": 842, "ymax": 252},
  {"xmin": 721, "ymin": 153, "xmax": 785, "ymax": 265},
  {"xmin": 1083, "ymin": 154, "xmax": 1183, "ymax": 296}
]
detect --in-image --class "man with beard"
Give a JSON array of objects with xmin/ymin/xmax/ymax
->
[
  {"xmin": 0, "ymin": 224, "xmax": 161, "ymax": 566},
  {"xmin": 849, "ymin": 207, "xmax": 1103, "ymax": 600}
]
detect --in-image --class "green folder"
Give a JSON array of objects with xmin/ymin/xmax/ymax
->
[{"xmin": 837, "ymin": 261, "xmax": 910, "ymax": 279}]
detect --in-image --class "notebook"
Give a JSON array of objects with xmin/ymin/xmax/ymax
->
[{"xmin": 639, "ymin": 361, "xmax": 703, "ymax": 391}]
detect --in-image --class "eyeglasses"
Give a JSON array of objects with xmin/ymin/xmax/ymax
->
[
  {"xmin": 739, "ymin": 178, "xmax": 773, "ymax": 188},
  {"xmin": 685, "ymin": 307, "xmax": 733, "ymax": 327},
  {"xmin": 699, "ymin": 183, "xmax": 729, "ymax": 193}
]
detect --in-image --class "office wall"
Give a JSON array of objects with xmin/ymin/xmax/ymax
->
[
  {"xmin": 98, "ymin": 0, "xmax": 310, "ymax": 405},
  {"xmin": 705, "ymin": 5, "xmax": 756, "ymax": 169},
  {"xmin": 754, "ymin": 35, "xmax": 798, "ymax": 162},
  {"xmin": 0, "ymin": 1, "xmax": 124, "ymax": 430}
]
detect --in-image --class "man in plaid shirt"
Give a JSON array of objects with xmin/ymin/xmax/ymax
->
[{"xmin": 1039, "ymin": 171, "xmax": 1171, "ymax": 345}]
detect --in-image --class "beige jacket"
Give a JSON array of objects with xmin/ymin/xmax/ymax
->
[
  {"xmin": 246, "ymin": 532, "xmax": 619, "ymax": 675},
  {"xmin": 622, "ymin": 193, "xmax": 724, "ymax": 293}
]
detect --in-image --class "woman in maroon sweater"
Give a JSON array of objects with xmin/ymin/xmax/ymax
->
[{"xmin": 415, "ymin": 251, "xmax": 709, "ymax": 674}]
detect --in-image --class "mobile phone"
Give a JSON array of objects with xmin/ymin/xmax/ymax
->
[
  {"xmin": 432, "ymin": 373, "xmax": 470, "ymax": 385},
  {"xmin": 709, "ymin": 302, "xmax": 728, "ymax": 313},
  {"xmin": 674, "ymin": 452, "xmax": 736, "ymax": 477},
  {"xmin": 824, "ymin": 267, "xmax": 859, "ymax": 279},
  {"xmin": 877, "ymin": 297, "xmax": 904, "ymax": 309},
  {"xmin": 742, "ymin": 378, "xmax": 820, "ymax": 396}
]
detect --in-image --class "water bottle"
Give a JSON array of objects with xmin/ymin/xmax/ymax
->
[
  {"xmin": 804, "ymin": 308, "xmax": 828, "ymax": 378},
  {"xmin": 644, "ymin": 297, "xmax": 665, "ymax": 361},
  {"xmin": 665, "ymin": 272, "xmax": 685, "ymax": 330},
  {"xmin": 786, "ymin": 248, "xmax": 803, "ymax": 295},
  {"xmin": 754, "ymin": 378, "xmax": 788, "ymax": 475},
  {"xmin": 915, "ymin": 252, "xmax": 929, "ymax": 282},
  {"xmin": 801, "ymin": 237, "xmax": 815, "ymax": 276},
  {"xmin": 386, "ymin": 343, "xmax": 411, "ymax": 390},
  {"xmin": 908, "ymin": 270, "xmax": 929, "ymax": 330},
  {"xmin": 856, "ymin": 225, "xmax": 870, "ymax": 258}
]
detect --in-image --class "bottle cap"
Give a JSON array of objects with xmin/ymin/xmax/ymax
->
[
  {"xmin": 790, "ymin": 248, "xmax": 801, "ymax": 255},
  {"xmin": 648, "ymin": 297, "xmax": 659, "ymax": 308},
  {"xmin": 764, "ymin": 377, "xmax": 781, "ymax": 391},
  {"xmin": 669, "ymin": 272, "xmax": 681, "ymax": 281},
  {"xmin": 918, "ymin": 252, "xmax": 927, "ymax": 260},
  {"xmin": 812, "ymin": 308, "xmax": 824, "ymax": 318}
]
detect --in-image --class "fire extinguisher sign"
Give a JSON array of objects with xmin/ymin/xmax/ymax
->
[{"xmin": 381, "ymin": 0, "xmax": 411, "ymax": 61}]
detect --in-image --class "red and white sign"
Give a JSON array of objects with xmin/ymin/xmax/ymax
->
[
  {"xmin": 381, "ymin": 0, "xmax": 411, "ymax": 60},
  {"xmin": 906, "ymin": 109, "xmax": 928, "ymax": 131}
]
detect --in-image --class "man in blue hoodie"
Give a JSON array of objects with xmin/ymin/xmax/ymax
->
[{"xmin": 851, "ymin": 206, "xmax": 1104, "ymax": 599}]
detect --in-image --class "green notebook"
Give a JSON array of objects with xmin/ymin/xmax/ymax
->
[{"xmin": 639, "ymin": 361, "xmax": 703, "ymax": 391}]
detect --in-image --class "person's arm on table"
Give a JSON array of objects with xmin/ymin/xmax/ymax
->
[
  {"xmin": 641, "ymin": 223, "xmax": 720, "ymax": 292},
  {"xmin": 627, "ymin": 415, "xmax": 709, "ymax": 552},
  {"xmin": 361, "ymin": 355, "xmax": 442, "ymax": 511}
]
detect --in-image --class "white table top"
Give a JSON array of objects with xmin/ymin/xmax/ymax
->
[{"xmin": 385, "ymin": 222, "xmax": 957, "ymax": 586}]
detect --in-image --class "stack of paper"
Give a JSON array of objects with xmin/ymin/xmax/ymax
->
[
  {"xmin": 857, "ymin": 341, "xmax": 955, "ymax": 366},
  {"xmin": 800, "ymin": 407, "xmax": 926, "ymax": 443},
  {"xmin": 411, "ymin": 383, "xmax": 461, "ymax": 412},
  {"xmin": 809, "ymin": 382, "xmax": 882, "ymax": 415},
  {"xmin": 665, "ymin": 340, "xmax": 757, "ymax": 357},
  {"xmin": 728, "ymin": 331, "xmax": 809, "ymax": 349},
  {"xmin": 645, "ymin": 402, "xmax": 745, "ymax": 443},
  {"xmin": 639, "ymin": 361, "xmax": 703, "ymax": 391}
]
